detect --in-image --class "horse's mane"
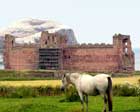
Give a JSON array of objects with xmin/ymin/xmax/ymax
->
[{"xmin": 69, "ymin": 72, "xmax": 81, "ymax": 79}]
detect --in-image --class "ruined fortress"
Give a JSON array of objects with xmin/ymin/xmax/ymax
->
[{"xmin": 4, "ymin": 32, "xmax": 135, "ymax": 72}]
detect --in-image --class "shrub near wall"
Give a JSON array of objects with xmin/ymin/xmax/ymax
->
[
  {"xmin": 0, "ymin": 84, "xmax": 139, "ymax": 98},
  {"xmin": 0, "ymin": 86, "xmax": 62, "ymax": 98},
  {"xmin": 113, "ymin": 84, "xmax": 140, "ymax": 96},
  {"xmin": 64, "ymin": 86, "xmax": 80, "ymax": 102}
]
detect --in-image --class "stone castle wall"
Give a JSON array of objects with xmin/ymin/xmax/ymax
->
[
  {"xmin": 4, "ymin": 33, "xmax": 135, "ymax": 72},
  {"xmin": 7, "ymin": 47, "xmax": 38, "ymax": 70},
  {"xmin": 4, "ymin": 34, "xmax": 38, "ymax": 70},
  {"xmin": 63, "ymin": 47, "xmax": 120, "ymax": 72}
]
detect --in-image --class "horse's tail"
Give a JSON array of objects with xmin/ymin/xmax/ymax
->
[{"xmin": 106, "ymin": 77, "xmax": 112, "ymax": 112}]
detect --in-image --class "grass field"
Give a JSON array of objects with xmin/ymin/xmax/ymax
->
[
  {"xmin": 0, "ymin": 96, "xmax": 139, "ymax": 112},
  {"xmin": 0, "ymin": 76, "xmax": 139, "ymax": 87},
  {"xmin": 0, "ymin": 74, "xmax": 139, "ymax": 112},
  {"xmin": 0, "ymin": 80, "xmax": 61, "ymax": 87},
  {"xmin": 112, "ymin": 75, "xmax": 140, "ymax": 85}
]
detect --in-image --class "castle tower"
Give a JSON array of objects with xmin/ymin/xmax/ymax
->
[
  {"xmin": 4, "ymin": 34, "xmax": 15, "ymax": 69},
  {"xmin": 38, "ymin": 31, "xmax": 67, "ymax": 70},
  {"xmin": 113, "ymin": 34, "xmax": 135, "ymax": 72},
  {"xmin": 40, "ymin": 31, "xmax": 67, "ymax": 48}
]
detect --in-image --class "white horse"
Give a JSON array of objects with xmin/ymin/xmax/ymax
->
[{"xmin": 61, "ymin": 73, "xmax": 112, "ymax": 112}]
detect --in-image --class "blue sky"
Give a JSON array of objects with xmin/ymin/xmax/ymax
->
[{"xmin": 0, "ymin": 0, "xmax": 140, "ymax": 48}]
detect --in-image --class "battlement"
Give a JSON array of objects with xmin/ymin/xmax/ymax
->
[
  {"xmin": 4, "ymin": 34, "xmax": 39, "ymax": 49},
  {"xmin": 67, "ymin": 43, "xmax": 113, "ymax": 48},
  {"xmin": 13, "ymin": 43, "xmax": 39, "ymax": 49},
  {"xmin": 113, "ymin": 33, "xmax": 130, "ymax": 39}
]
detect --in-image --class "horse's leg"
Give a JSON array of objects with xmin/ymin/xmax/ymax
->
[
  {"xmin": 78, "ymin": 91, "xmax": 84, "ymax": 112},
  {"xmin": 85, "ymin": 94, "xmax": 88, "ymax": 112},
  {"xmin": 103, "ymin": 94, "xmax": 107, "ymax": 112}
]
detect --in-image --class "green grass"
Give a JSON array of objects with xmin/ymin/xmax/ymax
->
[
  {"xmin": 132, "ymin": 71, "xmax": 140, "ymax": 76},
  {"xmin": 0, "ymin": 96, "xmax": 139, "ymax": 112},
  {"xmin": 0, "ymin": 70, "xmax": 59, "ymax": 81}
]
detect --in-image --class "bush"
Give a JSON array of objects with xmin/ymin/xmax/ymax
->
[
  {"xmin": 0, "ymin": 86, "xmax": 39, "ymax": 98},
  {"xmin": 0, "ymin": 86, "xmax": 63, "ymax": 98},
  {"xmin": 0, "ymin": 86, "xmax": 10, "ymax": 97},
  {"xmin": 113, "ymin": 84, "xmax": 140, "ymax": 96},
  {"xmin": 36, "ymin": 86, "xmax": 62, "ymax": 96},
  {"xmin": 65, "ymin": 86, "xmax": 80, "ymax": 102},
  {"xmin": 0, "ymin": 84, "xmax": 139, "ymax": 99},
  {"xmin": 138, "ymin": 79, "xmax": 140, "ymax": 85},
  {"xmin": 7, "ymin": 87, "xmax": 39, "ymax": 98},
  {"xmin": 132, "ymin": 71, "xmax": 140, "ymax": 75}
]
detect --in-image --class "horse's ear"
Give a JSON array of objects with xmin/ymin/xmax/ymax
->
[
  {"xmin": 65, "ymin": 73, "xmax": 71, "ymax": 82},
  {"xmin": 59, "ymin": 70, "xmax": 66, "ymax": 78}
]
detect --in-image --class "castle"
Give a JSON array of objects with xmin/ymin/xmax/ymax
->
[{"xmin": 4, "ymin": 31, "xmax": 135, "ymax": 72}]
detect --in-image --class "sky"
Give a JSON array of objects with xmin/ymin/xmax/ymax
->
[{"xmin": 0, "ymin": 0, "xmax": 140, "ymax": 48}]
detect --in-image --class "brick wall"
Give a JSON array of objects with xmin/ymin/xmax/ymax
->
[
  {"xmin": 8, "ymin": 47, "xmax": 38, "ymax": 70},
  {"xmin": 63, "ymin": 47, "xmax": 121, "ymax": 72},
  {"xmin": 4, "ymin": 33, "xmax": 135, "ymax": 72}
]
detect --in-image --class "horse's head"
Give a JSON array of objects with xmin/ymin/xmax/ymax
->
[{"xmin": 60, "ymin": 73, "xmax": 71, "ymax": 91}]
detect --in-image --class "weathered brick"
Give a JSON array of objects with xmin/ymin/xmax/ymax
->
[{"xmin": 4, "ymin": 33, "xmax": 134, "ymax": 72}]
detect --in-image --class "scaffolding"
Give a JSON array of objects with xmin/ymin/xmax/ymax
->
[{"xmin": 39, "ymin": 48, "xmax": 62, "ymax": 70}]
